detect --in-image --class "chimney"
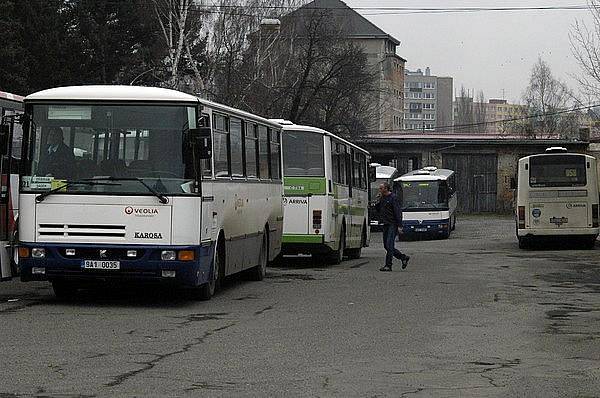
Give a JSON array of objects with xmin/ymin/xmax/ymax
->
[
  {"xmin": 425, "ymin": 67, "xmax": 431, "ymax": 76},
  {"xmin": 260, "ymin": 18, "xmax": 281, "ymax": 35}
]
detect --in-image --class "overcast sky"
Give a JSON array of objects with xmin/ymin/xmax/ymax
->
[{"xmin": 345, "ymin": 0, "xmax": 594, "ymax": 103}]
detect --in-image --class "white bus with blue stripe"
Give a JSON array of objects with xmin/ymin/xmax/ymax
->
[
  {"xmin": 395, "ymin": 167, "xmax": 457, "ymax": 239},
  {"xmin": 15, "ymin": 85, "xmax": 283, "ymax": 299}
]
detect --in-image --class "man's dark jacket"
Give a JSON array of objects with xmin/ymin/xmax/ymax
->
[
  {"xmin": 38, "ymin": 143, "xmax": 75, "ymax": 178},
  {"xmin": 375, "ymin": 192, "xmax": 403, "ymax": 226}
]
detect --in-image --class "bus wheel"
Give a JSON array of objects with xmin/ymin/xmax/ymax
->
[
  {"xmin": 327, "ymin": 226, "xmax": 345, "ymax": 265},
  {"xmin": 451, "ymin": 215, "xmax": 456, "ymax": 231},
  {"xmin": 196, "ymin": 242, "xmax": 223, "ymax": 300},
  {"xmin": 52, "ymin": 280, "xmax": 77, "ymax": 300},
  {"xmin": 248, "ymin": 231, "xmax": 268, "ymax": 281},
  {"xmin": 346, "ymin": 227, "xmax": 365, "ymax": 259},
  {"xmin": 582, "ymin": 236, "xmax": 597, "ymax": 250},
  {"xmin": 518, "ymin": 237, "xmax": 530, "ymax": 250}
]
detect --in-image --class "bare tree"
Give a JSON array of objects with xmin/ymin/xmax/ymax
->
[
  {"xmin": 473, "ymin": 90, "xmax": 487, "ymax": 133},
  {"xmin": 454, "ymin": 86, "xmax": 474, "ymax": 133},
  {"xmin": 571, "ymin": 0, "xmax": 600, "ymax": 99},
  {"xmin": 152, "ymin": 0, "xmax": 207, "ymax": 92},
  {"xmin": 520, "ymin": 58, "xmax": 578, "ymax": 138}
]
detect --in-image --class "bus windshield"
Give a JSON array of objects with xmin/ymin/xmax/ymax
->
[
  {"xmin": 400, "ymin": 180, "xmax": 448, "ymax": 210},
  {"xmin": 282, "ymin": 130, "xmax": 324, "ymax": 177},
  {"xmin": 529, "ymin": 155, "xmax": 587, "ymax": 188},
  {"xmin": 22, "ymin": 103, "xmax": 197, "ymax": 195}
]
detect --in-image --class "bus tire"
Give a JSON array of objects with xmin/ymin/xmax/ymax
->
[
  {"xmin": 327, "ymin": 225, "xmax": 346, "ymax": 265},
  {"xmin": 248, "ymin": 229, "xmax": 268, "ymax": 281},
  {"xmin": 196, "ymin": 238, "xmax": 223, "ymax": 300},
  {"xmin": 451, "ymin": 215, "xmax": 456, "ymax": 231},
  {"xmin": 518, "ymin": 236, "xmax": 530, "ymax": 250},
  {"xmin": 52, "ymin": 280, "xmax": 77, "ymax": 300},
  {"xmin": 346, "ymin": 226, "xmax": 366, "ymax": 259},
  {"xmin": 582, "ymin": 236, "xmax": 597, "ymax": 250}
]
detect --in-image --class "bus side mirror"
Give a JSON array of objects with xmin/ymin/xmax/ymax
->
[
  {"xmin": 510, "ymin": 177, "xmax": 517, "ymax": 190},
  {"xmin": 189, "ymin": 127, "xmax": 212, "ymax": 159}
]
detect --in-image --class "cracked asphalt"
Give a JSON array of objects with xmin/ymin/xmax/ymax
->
[{"xmin": 1, "ymin": 215, "xmax": 600, "ymax": 397}]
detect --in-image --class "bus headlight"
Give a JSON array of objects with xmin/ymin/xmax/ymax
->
[
  {"xmin": 161, "ymin": 251, "xmax": 177, "ymax": 261},
  {"xmin": 31, "ymin": 248, "xmax": 46, "ymax": 258}
]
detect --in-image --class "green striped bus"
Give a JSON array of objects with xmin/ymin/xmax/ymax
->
[{"xmin": 275, "ymin": 121, "xmax": 370, "ymax": 264}]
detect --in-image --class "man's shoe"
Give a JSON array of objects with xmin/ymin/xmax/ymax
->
[
  {"xmin": 379, "ymin": 266, "xmax": 392, "ymax": 272},
  {"xmin": 401, "ymin": 256, "xmax": 410, "ymax": 269}
]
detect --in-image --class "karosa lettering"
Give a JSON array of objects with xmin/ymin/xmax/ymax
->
[{"xmin": 134, "ymin": 232, "xmax": 163, "ymax": 239}]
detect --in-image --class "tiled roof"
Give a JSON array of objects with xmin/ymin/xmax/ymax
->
[{"xmin": 283, "ymin": 0, "xmax": 400, "ymax": 44}]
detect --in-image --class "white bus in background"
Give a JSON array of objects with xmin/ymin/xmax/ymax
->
[
  {"xmin": 395, "ymin": 167, "xmax": 457, "ymax": 239},
  {"xmin": 516, "ymin": 147, "xmax": 599, "ymax": 249},
  {"xmin": 15, "ymin": 85, "xmax": 283, "ymax": 299},
  {"xmin": 0, "ymin": 90, "xmax": 23, "ymax": 281},
  {"xmin": 369, "ymin": 164, "xmax": 400, "ymax": 229},
  {"xmin": 275, "ymin": 121, "xmax": 370, "ymax": 264}
]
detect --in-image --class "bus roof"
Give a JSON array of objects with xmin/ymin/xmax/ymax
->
[
  {"xmin": 376, "ymin": 165, "xmax": 398, "ymax": 179},
  {"xmin": 520, "ymin": 152, "xmax": 595, "ymax": 162},
  {"xmin": 201, "ymin": 99, "xmax": 281, "ymax": 129},
  {"xmin": 396, "ymin": 167, "xmax": 454, "ymax": 182},
  {"xmin": 25, "ymin": 85, "xmax": 199, "ymax": 103},
  {"xmin": 0, "ymin": 90, "xmax": 24, "ymax": 103},
  {"xmin": 24, "ymin": 85, "xmax": 281, "ymax": 129},
  {"xmin": 273, "ymin": 120, "xmax": 369, "ymax": 155}
]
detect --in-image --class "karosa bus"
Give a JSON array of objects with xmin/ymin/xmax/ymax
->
[{"xmin": 13, "ymin": 85, "xmax": 284, "ymax": 299}]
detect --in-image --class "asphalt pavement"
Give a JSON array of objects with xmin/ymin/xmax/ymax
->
[{"xmin": 1, "ymin": 215, "xmax": 599, "ymax": 397}]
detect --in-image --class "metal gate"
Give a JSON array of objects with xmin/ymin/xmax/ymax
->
[{"xmin": 443, "ymin": 154, "xmax": 498, "ymax": 213}]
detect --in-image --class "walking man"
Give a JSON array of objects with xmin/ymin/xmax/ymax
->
[{"xmin": 375, "ymin": 182, "xmax": 410, "ymax": 272}]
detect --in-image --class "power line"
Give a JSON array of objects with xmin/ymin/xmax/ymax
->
[{"xmin": 360, "ymin": 103, "xmax": 600, "ymax": 134}]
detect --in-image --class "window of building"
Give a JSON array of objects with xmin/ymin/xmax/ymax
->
[{"xmin": 424, "ymin": 92, "xmax": 436, "ymax": 99}]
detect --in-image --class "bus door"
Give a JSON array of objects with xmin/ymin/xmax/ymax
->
[{"xmin": 0, "ymin": 113, "xmax": 18, "ymax": 280}]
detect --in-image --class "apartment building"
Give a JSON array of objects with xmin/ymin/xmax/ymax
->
[{"xmin": 403, "ymin": 68, "xmax": 453, "ymax": 131}]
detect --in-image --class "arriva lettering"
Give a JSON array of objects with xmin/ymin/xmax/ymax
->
[
  {"xmin": 134, "ymin": 232, "xmax": 163, "ymax": 239},
  {"xmin": 288, "ymin": 198, "xmax": 308, "ymax": 205}
]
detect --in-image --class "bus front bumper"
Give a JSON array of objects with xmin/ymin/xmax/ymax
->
[
  {"xmin": 402, "ymin": 219, "xmax": 450, "ymax": 236},
  {"xmin": 517, "ymin": 227, "xmax": 600, "ymax": 237},
  {"xmin": 18, "ymin": 242, "xmax": 215, "ymax": 287},
  {"xmin": 281, "ymin": 234, "xmax": 333, "ymax": 255}
]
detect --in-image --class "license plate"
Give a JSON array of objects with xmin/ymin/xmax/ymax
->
[
  {"xmin": 415, "ymin": 228, "xmax": 427, "ymax": 232},
  {"xmin": 82, "ymin": 260, "xmax": 120, "ymax": 270}
]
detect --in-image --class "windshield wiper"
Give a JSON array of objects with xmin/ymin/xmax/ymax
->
[
  {"xmin": 86, "ymin": 177, "xmax": 169, "ymax": 204},
  {"xmin": 35, "ymin": 180, "xmax": 122, "ymax": 203}
]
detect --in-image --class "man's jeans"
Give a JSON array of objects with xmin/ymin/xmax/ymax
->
[{"xmin": 382, "ymin": 224, "xmax": 404, "ymax": 267}]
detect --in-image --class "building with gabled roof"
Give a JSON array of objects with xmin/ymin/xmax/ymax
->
[{"xmin": 281, "ymin": 0, "xmax": 407, "ymax": 134}]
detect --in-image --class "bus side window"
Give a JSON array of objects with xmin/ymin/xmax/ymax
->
[
  {"xmin": 245, "ymin": 122, "xmax": 258, "ymax": 178},
  {"xmin": 339, "ymin": 144, "xmax": 347, "ymax": 185},
  {"xmin": 258, "ymin": 125, "xmax": 270, "ymax": 179},
  {"xmin": 332, "ymin": 142, "xmax": 340, "ymax": 184},
  {"xmin": 230, "ymin": 117, "xmax": 243, "ymax": 177},
  {"xmin": 269, "ymin": 129, "xmax": 281, "ymax": 180},
  {"xmin": 213, "ymin": 113, "xmax": 229, "ymax": 178}
]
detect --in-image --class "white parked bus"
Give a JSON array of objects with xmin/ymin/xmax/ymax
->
[
  {"xmin": 395, "ymin": 167, "xmax": 457, "ymax": 239},
  {"xmin": 276, "ymin": 121, "xmax": 370, "ymax": 264},
  {"xmin": 15, "ymin": 85, "xmax": 283, "ymax": 299},
  {"xmin": 516, "ymin": 147, "xmax": 599, "ymax": 249},
  {"xmin": 369, "ymin": 165, "xmax": 400, "ymax": 229},
  {"xmin": 0, "ymin": 90, "xmax": 23, "ymax": 281}
]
